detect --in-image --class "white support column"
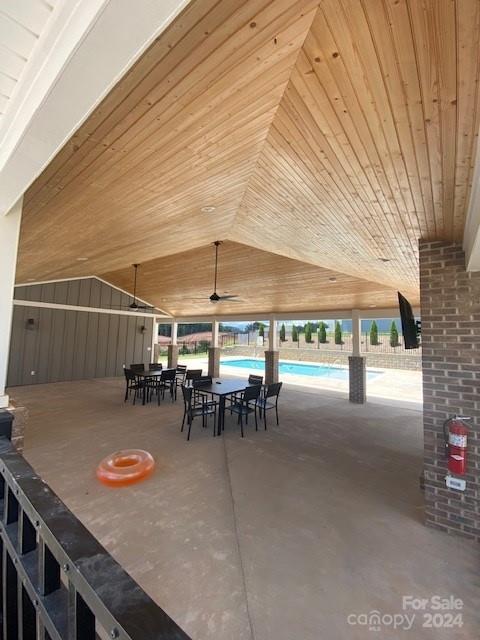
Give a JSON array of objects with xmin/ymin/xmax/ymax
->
[
  {"xmin": 150, "ymin": 318, "xmax": 159, "ymax": 361},
  {"xmin": 352, "ymin": 309, "xmax": 361, "ymax": 357},
  {"xmin": 208, "ymin": 319, "xmax": 220, "ymax": 377},
  {"xmin": 171, "ymin": 319, "xmax": 178, "ymax": 345},
  {"xmin": 212, "ymin": 319, "xmax": 220, "ymax": 347},
  {"xmin": 0, "ymin": 198, "xmax": 23, "ymax": 408},
  {"xmin": 265, "ymin": 314, "xmax": 279, "ymax": 384},
  {"xmin": 269, "ymin": 314, "xmax": 278, "ymax": 350},
  {"xmin": 168, "ymin": 319, "xmax": 179, "ymax": 369}
]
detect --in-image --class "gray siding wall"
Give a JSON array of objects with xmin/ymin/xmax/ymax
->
[
  {"xmin": 14, "ymin": 278, "xmax": 153, "ymax": 313},
  {"xmin": 8, "ymin": 278, "xmax": 155, "ymax": 387}
]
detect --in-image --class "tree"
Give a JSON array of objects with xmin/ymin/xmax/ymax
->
[
  {"xmin": 370, "ymin": 320, "xmax": 379, "ymax": 346},
  {"xmin": 280, "ymin": 323, "xmax": 286, "ymax": 342},
  {"xmin": 291, "ymin": 324, "xmax": 298, "ymax": 342},
  {"xmin": 304, "ymin": 321, "xmax": 313, "ymax": 343},
  {"xmin": 390, "ymin": 320, "xmax": 399, "ymax": 347},
  {"xmin": 258, "ymin": 323, "xmax": 265, "ymax": 338},
  {"xmin": 334, "ymin": 321, "xmax": 342, "ymax": 345},
  {"xmin": 318, "ymin": 322, "xmax": 327, "ymax": 344}
]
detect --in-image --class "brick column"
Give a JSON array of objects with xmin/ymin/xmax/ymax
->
[
  {"xmin": 167, "ymin": 345, "xmax": 179, "ymax": 369},
  {"xmin": 0, "ymin": 406, "xmax": 25, "ymax": 453},
  {"xmin": 420, "ymin": 241, "xmax": 480, "ymax": 541},
  {"xmin": 208, "ymin": 347, "xmax": 220, "ymax": 378},
  {"xmin": 348, "ymin": 356, "xmax": 366, "ymax": 403},
  {"xmin": 264, "ymin": 351, "xmax": 279, "ymax": 384},
  {"xmin": 8, "ymin": 402, "xmax": 27, "ymax": 453}
]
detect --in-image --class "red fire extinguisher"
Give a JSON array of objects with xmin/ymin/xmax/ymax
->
[{"xmin": 443, "ymin": 416, "xmax": 470, "ymax": 475}]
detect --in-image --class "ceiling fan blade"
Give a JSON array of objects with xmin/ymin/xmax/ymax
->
[
  {"xmin": 216, "ymin": 298, "xmax": 243, "ymax": 303},
  {"xmin": 217, "ymin": 294, "xmax": 239, "ymax": 300}
]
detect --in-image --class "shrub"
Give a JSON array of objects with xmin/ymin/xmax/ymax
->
[
  {"xmin": 198, "ymin": 340, "xmax": 209, "ymax": 353},
  {"xmin": 305, "ymin": 321, "xmax": 313, "ymax": 343},
  {"xmin": 334, "ymin": 321, "xmax": 342, "ymax": 345},
  {"xmin": 258, "ymin": 323, "xmax": 265, "ymax": 337},
  {"xmin": 318, "ymin": 322, "xmax": 327, "ymax": 344},
  {"xmin": 291, "ymin": 324, "xmax": 298, "ymax": 342},
  {"xmin": 390, "ymin": 321, "xmax": 399, "ymax": 347},
  {"xmin": 370, "ymin": 320, "xmax": 379, "ymax": 346},
  {"xmin": 280, "ymin": 323, "xmax": 286, "ymax": 342}
]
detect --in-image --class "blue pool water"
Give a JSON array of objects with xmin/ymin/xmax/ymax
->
[{"xmin": 222, "ymin": 358, "xmax": 380, "ymax": 381}]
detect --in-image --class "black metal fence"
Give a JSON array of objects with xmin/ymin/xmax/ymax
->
[
  {"xmin": 0, "ymin": 410, "xmax": 191, "ymax": 640},
  {"xmin": 362, "ymin": 332, "xmax": 422, "ymax": 354}
]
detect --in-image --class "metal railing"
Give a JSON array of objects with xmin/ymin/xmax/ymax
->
[
  {"xmin": 362, "ymin": 332, "xmax": 422, "ymax": 355},
  {"xmin": 229, "ymin": 331, "xmax": 421, "ymax": 356},
  {"xmin": 0, "ymin": 410, "xmax": 191, "ymax": 640}
]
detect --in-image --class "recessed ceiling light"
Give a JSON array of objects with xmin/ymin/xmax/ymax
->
[
  {"xmin": 369, "ymin": 304, "xmax": 377, "ymax": 308},
  {"xmin": 76, "ymin": 257, "xmax": 89, "ymax": 261},
  {"xmin": 27, "ymin": 278, "xmax": 35, "ymax": 282},
  {"xmin": 201, "ymin": 206, "xmax": 216, "ymax": 213},
  {"xmin": 329, "ymin": 277, "xmax": 337, "ymax": 282}
]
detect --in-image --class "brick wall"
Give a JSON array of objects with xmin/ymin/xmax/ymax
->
[
  {"xmin": 420, "ymin": 241, "xmax": 480, "ymax": 541},
  {"xmin": 264, "ymin": 350, "xmax": 279, "ymax": 384},
  {"xmin": 348, "ymin": 356, "xmax": 366, "ymax": 403},
  {"xmin": 208, "ymin": 347, "xmax": 220, "ymax": 378}
]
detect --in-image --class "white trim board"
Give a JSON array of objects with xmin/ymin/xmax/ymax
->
[
  {"xmin": 463, "ymin": 123, "xmax": 480, "ymax": 271},
  {"xmin": 94, "ymin": 276, "xmax": 170, "ymax": 317},
  {"xmin": 15, "ymin": 275, "xmax": 171, "ymax": 317},
  {"xmin": 0, "ymin": 0, "xmax": 192, "ymax": 216},
  {"xmin": 14, "ymin": 299, "xmax": 169, "ymax": 320},
  {"xmin": 170, "ymin": 307, "xmax": 419, "ymax": 324}
]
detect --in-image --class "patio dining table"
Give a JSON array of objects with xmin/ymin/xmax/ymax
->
[
  {"xmin": 134, "ymin": 368, "xmax": 175, "ymax": 405},
  {"xmin": 190, "ymin": 377, "xmax": 256, "ymax": 435}
]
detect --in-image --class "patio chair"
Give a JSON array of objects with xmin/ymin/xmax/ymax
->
[
  {"xmin": 256, "ymin": 382, "xmax": 283, "ymax": 429},
  {"xmin": 123, "ymin": 369, "xmax": 145, "ymax": 404},
  {"xmin": 185, "ymin": 369, "xmax": 202, "ymax": 381},
  {"xmin": 181, "ymin": 385, "xmax": 218, "ymax": 441},
  {"xmin": 174, "ymin": 364, "xmax": 187, "ymax": 399},
  {"xmin": 145, "ymin": 368, "xmax": 176, "ymax": 405},
  {"xmin": 230, "ymin": 373, "xmax": 263, "ymax": 409},
  {"xmin": 129, "ymin": 363, "xmax": 145, "ymax": 372},
  {"xmin": 149, "ymin": 362, "xmax": 162, "ymax": 370},
  {"xmin": 158, "ymin": 368, "xmax": 177, "ymax": 402},
  {"xmin": 192, "ymin": 375, "xmax": 212, "ymax": 405},
  {"xmin": 229, "ymin": 384, "xmax": 262, "ymax": 437}
]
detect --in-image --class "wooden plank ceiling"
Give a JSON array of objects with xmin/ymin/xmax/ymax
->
[
  {"xmin": 16, "ymin": 0, "xmax": 480, "ymax": 314},
  {"xmin": 101, "ymin": 241, "xmax": 403, "ymax": 316}
]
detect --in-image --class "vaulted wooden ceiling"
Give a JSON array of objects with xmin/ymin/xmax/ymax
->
[
  {"xmin": 101, "ymin": 241, "xmax": 402, "ymax": 316},
  {"xmin": 16, "ymin": 0, "xmax": 480, "ymax": 314}
]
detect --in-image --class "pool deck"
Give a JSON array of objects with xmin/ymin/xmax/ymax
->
[{"xmin": 191, "ymin": 356, "xmax": 423, "ymax": 410}]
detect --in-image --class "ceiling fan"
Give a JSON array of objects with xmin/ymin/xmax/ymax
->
[
  {"xmin": 122, "ymin": 264, "xmax": 154, "ymax": 310},
  {"xmin": 191, "ymin": 241, "xmax": 242, "ymax": 304}
]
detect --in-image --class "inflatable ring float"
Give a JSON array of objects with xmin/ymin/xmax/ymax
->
[{"xmin": 96, "ymin": 449, "xmax": 155, "ymax": 487}]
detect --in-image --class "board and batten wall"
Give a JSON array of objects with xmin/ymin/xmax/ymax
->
[{"xmin": 8, "ymin": 278, "xmax": 155, "ymax": 387}]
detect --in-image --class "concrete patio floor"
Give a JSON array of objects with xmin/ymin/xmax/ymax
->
[{"xmin": 9, "ymin": 377, "xmax": 479, "ymax": 640}]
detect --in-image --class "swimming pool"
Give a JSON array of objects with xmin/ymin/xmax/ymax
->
[{"xmin": 222, "ymin": 358, "xmax": 380, "ymax": 381}]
